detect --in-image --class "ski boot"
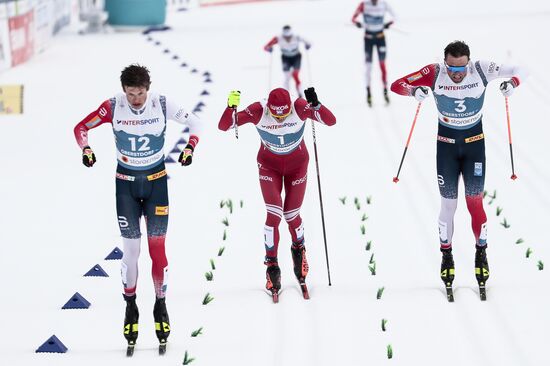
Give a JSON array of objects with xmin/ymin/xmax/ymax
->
[
  {"xmin": 475, "ymin": 246, "xmax": 490, "ymax": 301},
  {"xmin": 291, "ymin": 242, "xmax": 310, "ymax": 299},
  {"xmin": 383, "ymin": 87, "xmax": 390, "ymax": 104},
  {"xmin": 440, "ymin": 248, "xmax": 455, "ymax": 302},
  {"xmin": 367, "ymin": 87, "xmax": 372, "ymax": 107},
  {"xmin": 153, "ymin": 297, "xmax": 170, "ymax": 355},
  {"xmin": 123, "ymin": 294, "xmax": 139, "ymax": 357},
  {"xmin": 265, "ymin": 257, "xmax": 281, "ymax": 303}
]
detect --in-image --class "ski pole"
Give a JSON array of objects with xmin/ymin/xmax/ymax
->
[
  {"xmin": 305, "ymin": 48, "xmax": 332, "ymax": 286},
  {"xmin": 393, "ymin": 102, "xmax": 422, "ymax": 183},
  {"xmin": 505, "ymin": 96, "xmax": 517, "ymax": 180},
  {"xmin": 233, "ymin": 107, "xmax": 239, "ymax": 139}
]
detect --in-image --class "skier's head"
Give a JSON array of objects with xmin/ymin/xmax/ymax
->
[
  {"xmin": 268, "ymin": 88, "xmax": 292, "ymax": 122},
  {"xmin": 282, "ymin": 25, "xmax": 292, "ymax": 38},
  {"xmin": 121, "ymin": 64, "xmax": 151, "ymax": 109},
  {"xmin": 444, "ymin": 41, "xmax": 470, "ymax": 84},
  {"xmin": 371, "ymin": 0, "xmax": 379, "ymax": 5}
]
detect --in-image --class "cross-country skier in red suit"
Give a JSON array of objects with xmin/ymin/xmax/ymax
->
[
  {"xmin": 218, "ymin": 87, "xmax": 336, "ymax": 301},
  {"xmin": 73, "ymin": 64, "xmax": 202, "ymax": 354}
]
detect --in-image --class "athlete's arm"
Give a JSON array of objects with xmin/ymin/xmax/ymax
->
[
  {"xmin": 351, "ymin": 2, "xmax": 364, "ymax": 24},
  {"xmin": 218, "ymin": 102, "xmax": 263, "ymax": 131},
  {"xmin": 390, "ymin": 64, "xmax": 438, "ymax": 96},
  {"xmin": 294, "ymin": 98, "xmax": 336, "ymax": 126},
  {"xmin": 264, "ymin": 37, "xmax": 278, "ymax": 51},
  {"xmin": 479, "ymin": 60, "xmax": 526, "ymax": 87},
  {"xmin": 73, "ymin": 100, "xmax": 113, "ymax": 149},
  {"xmin": 165, "ymin": 98, "xmax": 201, "ymax": 149}
]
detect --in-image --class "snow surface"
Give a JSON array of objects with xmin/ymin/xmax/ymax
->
[{"xmin": 1, "ymin": 0, "xmax": 550, "ymax": 365}]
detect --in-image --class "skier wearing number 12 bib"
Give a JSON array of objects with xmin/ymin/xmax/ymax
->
[
  {"xmin": 390, "ymin": 41, "xmax": 525, "ymax": 300},
  {"xmin": 218, "ymin": 87, "xmax": 335, "ymax": 302},
  {"xmin": 73, "ymin": 64, "xmax": 203, "ymax": 354}
]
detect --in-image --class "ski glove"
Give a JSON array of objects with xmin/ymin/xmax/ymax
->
[
  {"xmin": 305, "ymin": 43, "xmax": 311, "ymax": 50},
  {"xmin": 354, "ymin": 21, "xmax": 362, "ymax": 28},
  {"xmin": 228, "ymin": 90, "xmax": 241, "ymax": 108},
  {"xmin": 82, "ymin": 146, "xmax": 96, "ymax": 167},
  {"xmin": 384, "ymin": 21, "xmax": 394, "ymax": 29},
  {"xmin": 413, "ymin": 86, "xmax": 429, "ymax": 103},
  {"xmin": 178, "ymin": 144, "xmax": 194, "ymax": 166},
  {"xmin": 304, "ymin": 87, "xmax": 320, "ymax": 107},
  {"xmin": 499, "ymin": 79, "xmax": 516, "ymax": 97}
]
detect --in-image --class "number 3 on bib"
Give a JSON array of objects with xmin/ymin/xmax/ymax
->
[{"xmin": 454, "ymin": 100, "xmax": 466, "ymax": 113}]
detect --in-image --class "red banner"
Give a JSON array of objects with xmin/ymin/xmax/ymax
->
[{"xmin": 9, "ymin": 10, "xmax": 34, "ymax": 67}]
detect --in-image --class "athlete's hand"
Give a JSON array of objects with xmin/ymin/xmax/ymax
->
[
  {"xmin": 178, "ymin": 144, "xmax": 194, "ymax": 166},
  {"xmin": 228, "ymin": 90, "xmax": 241, "ymax": 108},
  {"xmin": 305, "ymin": 43, "xmax": 311, "ymax": 50},
  {"xmin": 82, "ymin": 146, "xmax": 96, "ymax": 167},
  {"xmin": 354, "ymin": 21, "xmax": 362, "ymax": 28},
  {"xmin": 499, "ymin": 79, "xmax": 516, "ymax": 97},
  {"xmin": 384, "ymin": 21, "xmax": 394, "ymax": 29},
  {"xmin": 413, "ymin": 86, "xmax": 429, "ymax": 102},
  {"xmin": 304, "ymin": 87, "xmax": 319, "ymax": 107},
  {"xmin": 265, "ymin": 47, "xmax": 273, "ymax": 53}
]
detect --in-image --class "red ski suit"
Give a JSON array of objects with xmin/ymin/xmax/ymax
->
[{"xmin": 219, "ymin": 97, "xmax": 336, "ymax": 258}]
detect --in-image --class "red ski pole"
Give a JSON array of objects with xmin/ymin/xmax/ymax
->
[
  {"xmin": 393, "ymin": 102, "xmax": 422, "ymax": 183},
  {"xmin": 505, "ymin": 96, "xmax": 517, "ymax": 180}
]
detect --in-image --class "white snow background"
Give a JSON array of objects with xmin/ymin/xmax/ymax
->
[{"xmin": 1, "ymin": 0, "xmax": 550, "ymax": 365}]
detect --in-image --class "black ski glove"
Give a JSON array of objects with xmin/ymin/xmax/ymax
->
[
  {"xmin": 178, "ymin": 144, "xmax": 194, "ymax": 166},
  {"xmin": 304, "ymin": 87, "xmax": 319, "ymax": 107},
  {"xmin": 82, "ymin": 146, "xmax": 96, "ymax": 167}
]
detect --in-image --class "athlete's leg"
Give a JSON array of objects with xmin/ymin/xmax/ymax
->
[
  {"xmin": 437, "ymin": 140, "xmax": 460, "ymax": 250},
  {"xmin": 291, "ymin": 54, "xmax": 303, "ymax": 95},
  {"xmin": 364, "ymin": 37, "xmax": 375, "ymax": 88},
  {"xmin": 143, "ymin": 175, "xmax": 169, "ymax": 299},
  {"xmin": 258, "ymin": 150, "xmax": 284, "ymax": 259},
  {"xmin": 462, "ymin": 138, "xmax": 487, "ymax": 247},
  {"xmin": 282, "ymin": 55, "xmax": 292, "ymax": 90},
  {"xmin": 116, "ymin": 177, "xmax": 143, "ymax": 296},
  {"xmin": 282, "ymin": 147, "xmax": 309, "ymax": 243},
  {"xmin": 376, "ymin": 37, "xmax": 388, "ymax": 87}
]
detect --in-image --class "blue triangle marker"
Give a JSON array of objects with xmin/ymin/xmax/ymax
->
[
  {"xmin": 200, "ymin": 90, "xmax": 210, "ymax": 96},
  {"xmin": 196, "ymin": 101, "xmax": 205, "ymax": 107},
  {"xmin": 202, "ymin": 71, "xmax": 211, "ymax": 77},
  {"xmin": 84, "ymin": 264, "xmax": 108, "ymax": 277},
  {"xmin": 193, "ymin": 107, "xmax": 202, "ymax": 113},
  {"xmin": 154, "ymin": 41, "xmax": 161, "ymax": 46},
  {"xmin": 105, "ymin": 247, "xmax": 123, "ymax": 260},
  {"xmin": 180, "ymin": 62, "xmax": 188, "ymax": 67},
  {"xmin": 36, "ymin": 335, "xmax": 68, "ymax": 353},
  {"xmin": 204, "ymin": 77, "xmax": 212, "ymax": 83},
  {"xmin": 191, "ymin": 68, "xmax": 198, "ymax": 73},
  {"xmin": 62, "ymin": 292, "xmax": 91, "ymax": 309},
  {"xmin": 176, "ymin": 138, "xmax": 188, "ymax": 145},
  {"xmin": 164, "ymin": 155, "xmax": 176, "ymax": 163},
  {"xmin": 170, "ymin": 146, "xmax": 181, "ymax": 154},
  {"xmin": 172, "ymin": 55, "xmax": 179, "ymax": 60}
]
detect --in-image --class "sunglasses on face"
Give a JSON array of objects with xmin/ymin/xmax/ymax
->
[{"xmin": 445, "ymin": 62, "xmax": 468, "ymax": 73}]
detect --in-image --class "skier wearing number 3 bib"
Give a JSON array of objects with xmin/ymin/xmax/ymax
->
[
  {"xmin": 73, "ymin": 64, "xmax": 202, "ymax": 353},
  {"xmin": 390, "ymin": 41, "xmax": 525, "ymax": 299},
  {"xmin": 218, "ymin": 87, "xmax": 335, "ymax": 301}
]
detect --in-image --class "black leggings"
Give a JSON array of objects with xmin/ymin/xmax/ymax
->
[{"xmin": 115, "ymin": 163, "xmax": 169, "ymax": 239}]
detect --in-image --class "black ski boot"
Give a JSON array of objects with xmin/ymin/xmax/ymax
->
[
  {"xmin": 291, "ymin": 242, "xmax": 309, "ymax": 283},
  {"xmin": 123, "ymin": 294, "xmax": 139, "ymax": 356},
  {"xmin": 264, "ymin": 257, "xmax": 281, "ymax": 303},
  {"xmin": 153, "ymin": 297, "xmax": 170, "ymax": 355},
  {"xmin": 440, "ymin": 248, "xmax": 455, "ymax": 302},
  {"xmin": 291, "ymin": 241, "xmax": 310, "ymax": 299},
  {"xmin": 475, "ymin": 246, "xmax": 489, "ymax": 301},
  {"xmin": 384, "ymin": 87, "xmax": 390, "ymax": 104},
  {"xmin": 367, "ymin": 87, "xmax": 372, "ymax": 107}
]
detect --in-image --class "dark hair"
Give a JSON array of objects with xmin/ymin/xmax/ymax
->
[
  {"xmin": 283, "ymin": 25, "xmax": 291, "ymax": 31},
  {"xmin": 120, "ymin": 64, "xmax": 151, "ymax": 89},
  {"xmin": 444, "ymin": 41, "xmax": 470, "ymax": 59}
]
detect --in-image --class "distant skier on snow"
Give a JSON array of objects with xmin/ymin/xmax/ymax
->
[
  {"xmin": 73, "ymin": 64, "xmax": 203, "ymax": 355},
  {"xmin": 218, "ymin": 87, "xmax": 336, "ymax": 302},
  {"xmin": 351, "ymin": 0, "xmax": 396, "ymax": 106},
  {"xmin": 390, "ymin": 40, "xmax": 526, "ymax": 301},
  {"xmin": 264, "ymin": 25, "xmax": 311, "ymax": 97}
]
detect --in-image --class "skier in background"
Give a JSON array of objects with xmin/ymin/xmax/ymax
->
[
  {"xmin": 351, "ymin": 0, "xmax": 396, "ymax": 106},
  {"xmin": 264, "ymin": 25, "xmax": 311, "ymax": 97},
  {"xmin": 390, "ymin": 40, "xmax": 525, "ymax": 300},
  {"xmin": 218, "ymin": 87, "xmax": 336, "ymax": 301},
  {"xmin": 73, "ymin": 64, "xmax": 202, "ymax": 354}
]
